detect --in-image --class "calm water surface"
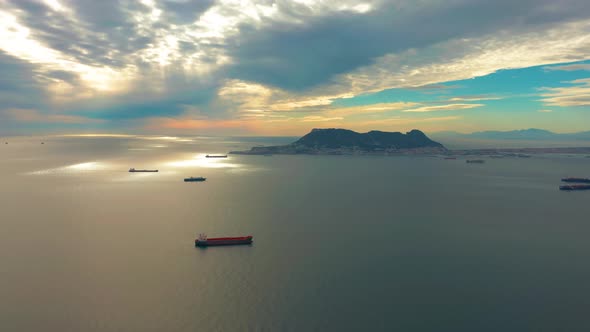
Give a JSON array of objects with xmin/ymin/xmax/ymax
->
[{"xmin": 1, "ymin": 136, "xmax": 590, "ymax": 331}]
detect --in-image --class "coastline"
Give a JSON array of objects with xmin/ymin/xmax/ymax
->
[{"xmin": 230, "ymin": 146, "xmax": 590, "ymax": 157}]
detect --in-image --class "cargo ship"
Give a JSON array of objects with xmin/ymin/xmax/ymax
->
[
  {"xmin": 206, "ymin": 154, "xmax": 227, "ymax": 158},
  {"xmin": 559, "ymin": 184, "xmax": 590, "ymax": 191},
  {"xmin": 195, "ymin": 234, "xmax": 253, "ymax": 247},
  {"xmin": 129, "ymin": 168, "xmax": 158, "ymax": 172},
  {"xmin": 466, "ymin": 159, "xmax": 485, "ymax": 163},
  {"xmin": 561, "ymin": 177, "xmax": 590, "ymax": 183},
  {"xmin": 184, "ymin": 176, "xmax": 206, "ymax": 182}
]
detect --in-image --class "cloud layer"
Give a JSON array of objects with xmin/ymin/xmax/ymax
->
[
  {"xmin": 1, "ymin": 0, "xmax": 590, "ymax": 134},
  {"xmin": 540, "ymin": 78, "xmax": 590, "ymax": 107}
]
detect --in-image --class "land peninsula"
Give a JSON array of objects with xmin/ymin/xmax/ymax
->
[{"xmin": 230, "ymin": 128, "xmax": 447, "ymax": 155}]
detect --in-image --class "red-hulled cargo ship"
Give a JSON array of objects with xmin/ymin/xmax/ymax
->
[{"xmin": 195, "ymin": 234, "xmax": 253, "ymax": 247}]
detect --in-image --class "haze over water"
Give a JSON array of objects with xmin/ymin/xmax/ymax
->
[{"xmin": 1, "ymin": 136, "xmax": 590, "ymax": 331}]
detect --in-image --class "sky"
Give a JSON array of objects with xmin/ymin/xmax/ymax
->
[{"xmin": 0, "ymin": 0, "xmax": 589, "ymax": 136}]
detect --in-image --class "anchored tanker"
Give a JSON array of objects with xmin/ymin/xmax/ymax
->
[
  {"xmin": 560, "ymin": 184, "xmax": 590, "ymax": 191},
  {"xmin": 184, "ymin": 177, "xmax": 206, "ymax": 182},
  {"xmin": 195, "ymin": 234, "xmax": 253, "ymax": 247},
  {"xmin": 206, "ymin": 154, "xmax": 227, "ymax": 158},
  {"xmin": 129, "ymin": 168, "xmax": 158, "ymax": 172},
  {"xmin": 561, "ymin": 177, "xmax": 590, "ymax": 183}
]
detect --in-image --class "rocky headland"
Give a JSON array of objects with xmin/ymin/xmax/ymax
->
[{"xmin": 230, "ymin": 128, "xmax": 447, "ymax": 155}]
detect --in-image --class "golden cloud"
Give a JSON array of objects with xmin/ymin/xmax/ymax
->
[{"xmin": 401, "ymin": 103, "xmax": 484, "ymax": 113}]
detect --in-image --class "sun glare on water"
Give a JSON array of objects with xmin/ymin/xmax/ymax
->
[
  {"xmin": 28, "ymin": 161, "xmax": 110, "ymax": 175},
  {"xmin": 64, "ymin": 162, "xmax": 104, "ymax": 171},
  {"xmin": 165, "ymin": 154, "xmax": 240, "ymax": 169}
]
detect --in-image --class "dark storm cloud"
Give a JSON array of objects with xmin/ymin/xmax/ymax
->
[{"xmin": 226, "ymin": 0, "xmax": 590, "ymax": 91}]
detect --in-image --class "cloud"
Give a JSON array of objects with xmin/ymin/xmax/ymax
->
[
  {"xmin": 403, "ymin": 84, "xmax": 462, "ymax": 91},
  {"xmin": 317, "ymin": 102, "xmax": 422, "ymax": 119},
  {"xmin": 545, "ymin": 63, "xmax": 590, "ymax": 71},
  {"xmin": 3, "ymin": 108, "xmax": 104, "ymax": 124},
  {"xmin": 1, "ymin": 0, "xmax": 590, "ymax": 133},
  {"xmin": 354, "ymin": 115, "xmax": 462, "ymax": 131},
  {"xmin": 203, "ymin": 16, "xmax": 589, "ymax": 123},
  {"xmin": 540, "ymin": 78, "xmax": 590, "ymax": 107},
  {"xmin": 335, "ymin": 102, "xmax": 420, "ymax": 114},
  {"xmin": 301, "ymin": 116, "xmax": 343, "ymax": 122},
  {"xmin": 147, "ymin": 117, "xmax": 249, "ymax": 130},
  {"xmin": 401, "ymin": 103, "xmax": 484, "ymax": 113},
  {"xmin": 215, "ymin": 80, "xmax": 422, "ymax": 119},
  {"xmin": 538, "ymin": 109, "xmax": 553, "ymax": 112},
  {"xmin": 327, "ymin": 19, "xmax": 590, "ymax": 97},
  {"xmin": 371, "ymin": 115, "xmax": 462, "ymax": 123},
  {"xmin": 270, "ymin": 97, "xmax": 340, "ymax": 111},
  {"xmin": 159, "ymin": 0, "xmax": 216, "ymax": 24},
  {"xmin": 448, "ymin": 95, "xmax": 502, "ymax": 102},
  {"xmin": 0, "ymin": 53, "xmax": 47, "ymax": 110},
  {"xmin": 0, "ymin": 5, "xmax": 137, "ymax": 97},
  {"xmin": 419, "ymin": 116, "xmax": 462, "ymax": 122},
  {"xmin": 226, "ymin": 0, "xmax": 590, "ymax": 91}
]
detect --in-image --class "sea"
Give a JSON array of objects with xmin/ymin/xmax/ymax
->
[{"xmin": 1, "ymin": 135, "xmax": 590, "ymax": 331}]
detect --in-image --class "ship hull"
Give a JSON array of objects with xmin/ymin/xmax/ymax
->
[
  {"xmin": 195, "ymin": 239, "xmax": 252, "ymax": 247},
  {"xmin": 195, "ymin": 236, "xmax": 253, "ymax": 247},
  {"xmin": 561, "ymin": 178, "xmax": 590, "ymax": 183},
  {"xmin": 560, "ymin": 185, "xmax": 590, "ymax": 191}
]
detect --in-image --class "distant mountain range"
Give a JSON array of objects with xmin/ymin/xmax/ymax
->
[
  {"xmin": 433, "ymin": 129, "xmax": 590, "ymax": 141},
  {"xmin": 231, "ymin": 128, "xmax": 446, "ymax": 155}
]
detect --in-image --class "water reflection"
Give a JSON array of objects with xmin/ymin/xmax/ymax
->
[
  {"xmin": 115, "ymin": 171, "xmax": 163, "ymax": 182},
  {"xmin": 138, "ymin": 136, "xmax": 188, "ymax": 142},
  {"xmin": 58, "ymin": 134, "xmax": 135, "ymax": 138},
  {"xmin": 165, "ymin": 154, "xmax": 241, "ymax": 169},
  {"xmin": 65, "ymin": 162, "xmax": 104, "ymax": 171},
  {"xmin": 29, "ymin": 161, "xmax": 109, "ymax": 175},
  {"xmin": 140, "ymin": 136, "xmax": 178, "ymax": 141}
]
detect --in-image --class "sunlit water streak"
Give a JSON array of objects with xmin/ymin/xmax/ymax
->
[
  {"xmin": 165, "ymin": 154, "xmax": 242, "ymax": 169},
  {"xmin": 27, "ymin": 161, "xmax": 110, "ymax": 175}
]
